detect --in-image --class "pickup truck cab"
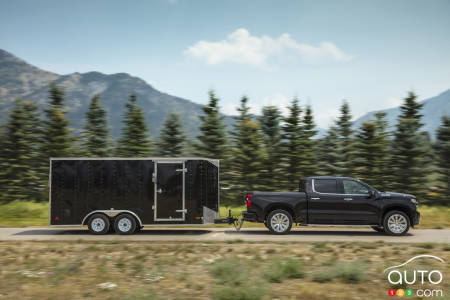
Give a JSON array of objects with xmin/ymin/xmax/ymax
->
[{"xmin": 242, "ymin": 176, "xmax": 420, "ymax": 235}]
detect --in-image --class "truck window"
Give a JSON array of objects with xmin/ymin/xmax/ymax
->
[
  {"xmin": 314, "ymin": 179, "xmax": 338, "ymax": 193},
  {"xmin": 343, "ymin": 180, "xmax": 369, "ymax": 194}
]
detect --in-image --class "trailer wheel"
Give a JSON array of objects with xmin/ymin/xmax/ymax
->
[
  {"xmin": 267, "ymin": 209, "xmax": 292, "ymax": 234},
  {"xmin": 114, "ymin": 214, "xmax": 137, "ymax": 235},
  {"xmin": 88, "ymin": 214, "xmax": 110, "ymax": 235}
]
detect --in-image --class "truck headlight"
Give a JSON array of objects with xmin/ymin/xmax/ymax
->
[{"xmin": 410, "ymin": 198, "xmax": 418, "ymax": 205}]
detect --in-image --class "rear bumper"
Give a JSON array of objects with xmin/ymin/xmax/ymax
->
[
  {"xmin": 414, "ymin": 211, "xmax": 420, "ymax": 226},
  {"xmin": 242, "ymin": 211, "xmax": 258, "ymax": 222}
]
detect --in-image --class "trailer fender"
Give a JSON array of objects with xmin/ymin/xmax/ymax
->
[{"xmin": 82, "ymin": 210, "xmax": 143, "ymax": 227}]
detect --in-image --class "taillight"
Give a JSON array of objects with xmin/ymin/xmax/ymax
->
[{"xmin": 246, "ymin": 193, "xmax": 253, "ymax": 208}]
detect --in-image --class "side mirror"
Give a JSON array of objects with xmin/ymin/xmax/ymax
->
[{"xmin": 368, "ymin": 190, "xmax": 376, "ymax": 198}]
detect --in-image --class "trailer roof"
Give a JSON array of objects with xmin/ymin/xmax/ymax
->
[{"xmin": 50, "ymin": 157, "xmax": 219, "ymax": 166}]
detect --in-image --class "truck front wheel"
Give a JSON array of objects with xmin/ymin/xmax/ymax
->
[
  {"xmin": 383, "ymin": 211, "xmax": 410, "ymax": 236},
  {"xmin": 267, "ymin": 209, "xmax": 292, "ymax": 234}
]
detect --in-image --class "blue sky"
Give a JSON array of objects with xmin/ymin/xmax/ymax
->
[{"xmin": 1, "ymin": 0, "xmax": 449, "ymax": 128}]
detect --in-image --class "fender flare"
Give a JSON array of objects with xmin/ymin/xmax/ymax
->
[{"xmin": 82, "ymin": 210, "xmax": 143, "ymax": 227}]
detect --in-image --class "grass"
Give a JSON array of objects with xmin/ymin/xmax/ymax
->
[
  {"xmin": 0, "ymin": 241, "xmax": 448, "ymax": 299},
  {"xmin": 0, "ymin": 201, "xmax": 449, "ymax": 229},
  {"xmin": 0, "ymin": 201, "xmax": 49, "ymax": 226},
  {"xmin": 312, "ymin": 262, "xmax": 366, "ymax": 283}
]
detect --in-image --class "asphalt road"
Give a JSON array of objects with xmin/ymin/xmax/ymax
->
[{"xmin": 0, "ymin": 227, "xmax": 449, "ymax": 243}]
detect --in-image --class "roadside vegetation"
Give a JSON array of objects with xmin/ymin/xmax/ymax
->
[
  {"xmin": 0, "ymin": 201, "xmax": 449, "ymax": 229},
  {"xmin": 0, "ymin": 241, "xmax": 448, "ymax": 300}
]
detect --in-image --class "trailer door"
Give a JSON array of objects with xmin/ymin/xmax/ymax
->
[{"xmin": 154, "ymin": 161, "xmax": 185, "ymax": 221}]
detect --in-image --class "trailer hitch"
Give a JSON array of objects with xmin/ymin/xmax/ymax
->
[{"xmin": 214, "ymin": 209, "xmax": 244, "ymax": 231}]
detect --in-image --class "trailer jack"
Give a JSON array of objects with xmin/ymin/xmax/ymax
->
[{"xmin": 214, "ymin": 209, "xmax": 244, "ymax": 231}]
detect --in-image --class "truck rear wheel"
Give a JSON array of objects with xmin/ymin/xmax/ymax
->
[
  {"xmin": 383, "ymin": 211, "xmax": 410, "ymax": 236},
  {"xmin": 88, "ymin": 214, "xmax": 110, "ymax": 235},
  {"xmin": 267, "ymin": 209, "xmax": 292, "ymax": 234},
  {"xmin": 114, "ymin": 214, "xmax": 137, "ymax": 235}
]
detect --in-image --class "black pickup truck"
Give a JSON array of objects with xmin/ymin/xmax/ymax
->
[{"xmin": 242, "ymin": 176, "xmax": 420, "ymax": 235}]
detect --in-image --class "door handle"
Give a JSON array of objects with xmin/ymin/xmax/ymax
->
[
  {"xmin": 311, "ymin": 197, "xmax": 320, "ymax": 200},
  {"xmin": 344, "ymin": 198, "xmax": 353, "ymax": 201},
  {"xmin": 157, "ymin": 188, "xmax": 163, "ymax": 194}
]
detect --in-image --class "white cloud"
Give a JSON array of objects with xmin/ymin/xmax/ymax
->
[
  {"xmin": 387, "ymin": 96, "xmax": 402, "ymax": 107},
  {"xmin": 184, "ymin": 28, "xmax": 352, "ymax": 67}
]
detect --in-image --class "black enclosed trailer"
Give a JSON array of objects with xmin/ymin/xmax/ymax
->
[{"xmin": 49, "ymin": 158, "xmax": 220, "ymax": 234}]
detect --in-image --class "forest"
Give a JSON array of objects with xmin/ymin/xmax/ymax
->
[{"xmin": 0, "ymin": 83, "xmax": 449, "ymax": 206}]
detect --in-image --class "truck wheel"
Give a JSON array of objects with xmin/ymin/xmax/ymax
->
[
  {"xmin": 383, "ymin": 211, "xmax": 410, "ymax": 236},
  {"xmin": 88, "ymin": 214, "xmax": 110, "ymax": 235},
  {"xmin": 267, "ymin": 209, "xmax": 292, "ymax": 234},
  {"xmin": 114, "ymin": 214, "xmax": 137, "ymax": 235},
  {"xmin": 371, "ymin": 226, "xmax": 384, "ymax": 233}
]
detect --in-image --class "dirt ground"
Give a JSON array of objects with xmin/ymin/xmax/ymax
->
[{"xmin": 0, "ymin": 241, "xmax": 448, "ymax": 300}]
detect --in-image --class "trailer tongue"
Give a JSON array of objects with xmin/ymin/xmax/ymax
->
[{"xmin": 214, "ymin": 209, "xmax": 244, "ymax": 231}]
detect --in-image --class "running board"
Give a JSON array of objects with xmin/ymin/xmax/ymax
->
[{"xmin": 299, "ymin": 224, "xmax": 376, "ymax": 227}]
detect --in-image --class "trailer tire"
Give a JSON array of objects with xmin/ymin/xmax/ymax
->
[
  {"xmin": 267, "ymin": 209, "xmax": 292, "ymax": 234},
  {"xmin": 114, "ymin": 214, "xmax": 137, "ymax": 235},
  {"xmin": 88, "ymin": 214, "xmax": 110, "ymax": 235}
]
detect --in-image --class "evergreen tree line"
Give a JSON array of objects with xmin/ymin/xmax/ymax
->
[{"xmin": 0, "ymin": 84, "xmax": 449, "ymax": 206}]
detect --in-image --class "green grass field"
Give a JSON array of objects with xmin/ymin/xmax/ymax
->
[{"xmin": 0, "ymin": 201, "xmax": 449, "ymax": 229}]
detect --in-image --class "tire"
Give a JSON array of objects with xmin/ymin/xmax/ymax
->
[
  {"xmin": 383, "ymin": 210, "xmax": 410, "ymax": 236},
  {"xmin": 266, "ymin": 209, "xmax": 293, "ymax": 235},
  {"xmin": 88, "ymin": 214, "xmax": 110, "ymax": 235},
  {"xmin": 114, "ymin": 214, "xmax": 137, "ymax": 235},
  {"xmin": 371, "ymin": 226, "xmax": 384, "ymax": 233}
]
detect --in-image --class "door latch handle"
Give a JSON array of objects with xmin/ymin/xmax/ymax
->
[
  {"xmin": 344, "ymin": 198, "xmax": 353, "ymax": 201},
  {"xmin": 157, "ymin": 188, "xmax": 163, "ymax": 194},
  {"xmin": 311, "ymin": 197, "xmax": 320, "ymax": 200}
]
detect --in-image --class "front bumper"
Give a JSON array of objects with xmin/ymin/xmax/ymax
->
[
  {"xmin": 242, "ymin": 211, "xmax": 258, "ymax": 222},
  {"xmin": 414, "ymin": 211, "xmax": 420, "ymax": 226}
]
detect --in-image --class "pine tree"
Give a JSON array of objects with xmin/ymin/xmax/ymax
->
[
  {"xmin": 318, "ymin": 126, "xmax": 340, "ymax": 175},
  {"xmin": 41, "ymin": 83, "xmax": 73, "ymax": 159},
  {"xmin": 116, "ymin": 94, "xmax": 152, "ymax": 157},
  {"xmin": 259, "ymin": 106, "xmax": 283, "ymax": 190},
  {"xmin": 82, "ymin": 94, "xmax": 111, "ymax": 157},
  {"xmin": 300, "ymin": 105, "xmax": 318, "ymax": 178},
  {"xmin": 230, "ymin": 96, "xmax": 266, "ymax": 194},
  {"xmin": 390, "ymin": 91, "xmax": 427, "ymax": 197},
  {"xmin": 373, "ymin": 112, "xmax": 391, "ymax": 190},
  {"xmin": 0, "ymin": 99, "xmax": 42, "ymax": 202},
  {"xmin": 354, "ymin": 112, "xmax": 391, "ymax": 190},
  {"xmin": 435, "ymin": 116, "xmax": 450, "ymax": 205},
  {"xmin": 157, "ymin": 112, "xmax": 186, "ymax": 157},
  {"xmin": 334, "ymin": 100, "xmax": 355, "ymax": 176},
  {"xmin": 195, "ymin": 91, "xmax": 231, "ymax": 203},
  {"xmin": 195, "ymin": 91, "xmax": 228, "ymax": 158},
  {"xmin": 282, "ymin": 98, "xmax": 304, "ymax": 190}
]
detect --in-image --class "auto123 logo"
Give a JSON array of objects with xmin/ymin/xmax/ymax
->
[{"xmin": 384, "ymin": 255, "xmax": 445, "ymax": 297}]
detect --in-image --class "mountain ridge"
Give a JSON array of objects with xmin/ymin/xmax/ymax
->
[
  {"xmin": 0, "ymin": 48, "xmax": 448, "ymax": 139},
  {"xmin": 0, "ymin": 49, "xmax": 233, "ymax": 137}
]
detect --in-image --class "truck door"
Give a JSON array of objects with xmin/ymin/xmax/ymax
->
[
  {"xmin": 340, "ymin": 179, "xmax": 379, "ymax": 224},
  {"xmin": 308, "ymin": 178, "xmax": 346, "ymax": 224},
  {"xmin": 154, "ymin": 161, "xmax": 186, "ymax": 221}
]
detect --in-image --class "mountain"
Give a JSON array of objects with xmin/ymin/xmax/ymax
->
[
  {"xmin": 0, "ymin": 49, "xmax": 233, "ymax": 138},
  {"xmin": 353, "ymin": 89, "xmax": 450, "ymax": 139}
]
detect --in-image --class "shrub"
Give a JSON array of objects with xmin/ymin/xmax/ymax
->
[
  {"xmin": 212, "ymin": 285, "xmax": 266, "ymax": 300},
  {"xmin": 313, "ymin": 262, "xmax": 366, "ymax": 283},
  {"xmin": 416, "ymin": 243, "xmax": 435, "ymax": 249},
  {"xmin": 263, "ymin": 258, "xmax": 305, "ymax": 283},
  {"xmin": 210, "ymin": 258, "xmax": 246, "ymax": 286}
]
